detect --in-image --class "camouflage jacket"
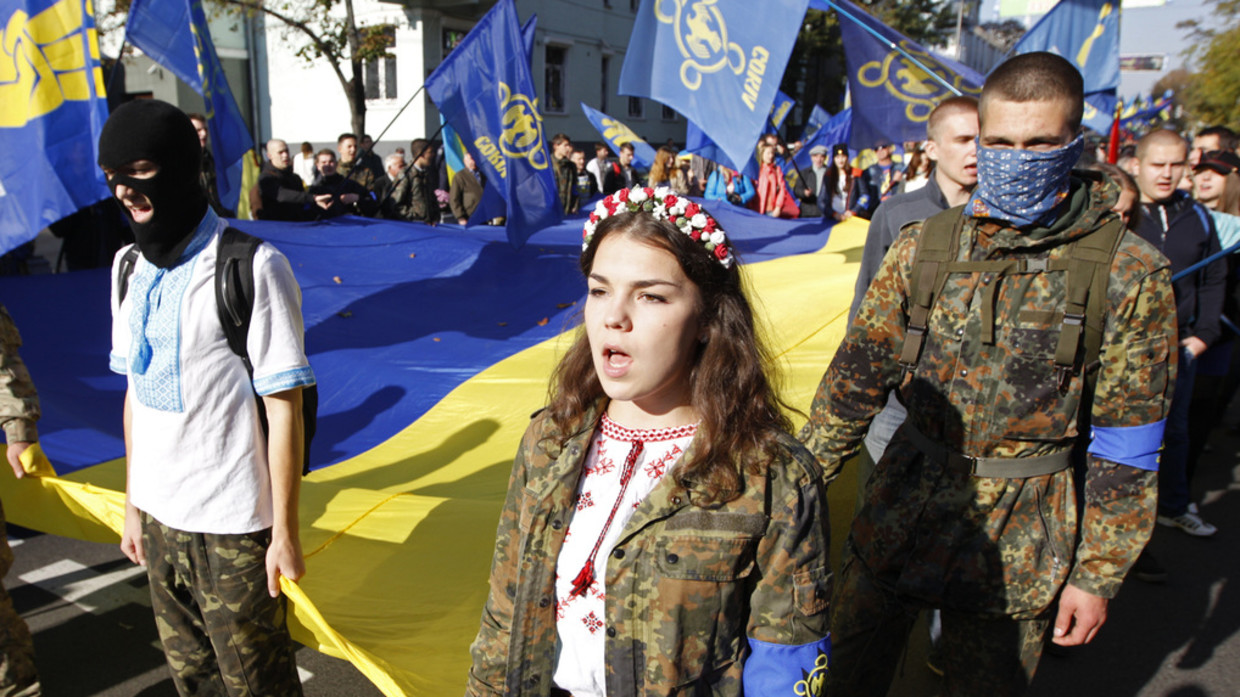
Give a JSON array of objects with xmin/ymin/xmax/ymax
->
[
  {"xmin": 0, "ymin": 305, "xmax": 39, "ymax": 443},
  {"xmin": 799, "ymin": 174, "xmax": 1177, "ymax": 617},
  {"xmin": 388, "ymin": 164, "xmax": 441, "ymax": 224},
  {"xmin": 467, "ymin": 404, "xmax": 831, "ymax": 696}
]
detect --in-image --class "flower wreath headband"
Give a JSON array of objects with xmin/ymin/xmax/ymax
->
[{"xmin": 582, "ymin": 185, "xmax": 735, "ymax": 269}]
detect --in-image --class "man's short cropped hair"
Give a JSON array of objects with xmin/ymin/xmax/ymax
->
[
  {"xmin": 595, "ymin": 142, "xmax": 608, "ymax": 153},
  {"xmin": 980, "ymin": 52, "xmax": 1084, "ymax": 131},
  {"xmin": 337, "ymin": 133, "xmax": 357, "ymax": 145},
  {"xmin": 384, "ymin": 153, "xmax": 404, "ymax": 169},
  {"xmin": 619, "ymin": 142, "xmax": 635, "ymax": 154},
  {"xmin": 926, "ymin": 96, "xmax": 979, "ymax": 142},
  {"xmin": 409, "ymin": 138, "xmax": 430, "ymax": 162},
  {"xmin": 186, "ymin": 112, "xmax": 206, "ymax": 123},
  {"xmin": 316, "ymin": 149, "xmax": 337, "ymax": 162},
  {"xmin": 1136, "ymin": 129, "xmax": 1187, "ymax": 161},
  {"xmin": 1197, "ymin": 126, "xmax": 1239, "ymax": 152}
]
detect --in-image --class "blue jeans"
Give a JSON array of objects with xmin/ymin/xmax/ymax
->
[{"xmin": 1159, "ymin": 346, "xmax": 1197, "ymax": 517}]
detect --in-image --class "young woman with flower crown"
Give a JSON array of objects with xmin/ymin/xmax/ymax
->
[{"xmin": 465, "ymin": 186, "xmax": 831, "ymax": 697}]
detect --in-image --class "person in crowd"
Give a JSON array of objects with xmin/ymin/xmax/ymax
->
[
  {"xmin": 673, "ymin": 152, "xmax": 696, "ymax": 195},
  {"xmin": 337, "ymin": 133, "xmax": 382, "ymax": 194},
  {"xmin": 852, "ymin": 138, "xmax": 901, "ymax": 219},
  {"xmin": 827, "ymin": 144, "xmax": 855, "ymax": 222},
  {"xmin": 551, "ymin": 133, "xmax": 576, "ymax": 215},
  {"xmin": 307, "ymin": 149, "xmax": 378, "ymax": 219},
  {"xmin": 850, "ymin": 97, "xmax": 979, "ymax": 323},
  {"xmin": 602, "ymin": 143, "xmax": 640, "ymax": 194},
  {"xmin": 586, "ymin": 142, "xmax": 611, "ymax": 193},
  {"xmin": 258, "ymin": 139, "xmax": 327, "ymax": 221},
  {"xmin": 1194, "ymin": 151, "xmax": 1240, "ymax": 222},
  {"xmin": 292, "ymin": 141, "xmax": 317, "ymax": 188},
  {"xmin": 755, "ymin": 143, "xmax": 797, "ymax": 218},
  {"xmin": 645, "ymin": 146, "xmax": 677, "ymax": 189},
  {"xmin": 465, "ymin": 186, "xmax": 830, "ymax": 696},
  {"xmin": 793, "ymin": 144, "xmax": 830, "ymax": 218},
  {"xmin": 897, "ymin": 142, "xmax": 932, "ymax": 194},
  {"xmin": 704, "ymin": 164, "xmax": 755, "ymax": 207},
  {"xmin": 801, "ymin": 53, "xmax": 1176, "ymax": 696},
  {"xmin": 358, "ymin": 134, "xmax": 386, "ymax": 180},
  {"xmin": 1192, "ymin": 126, "xmax": 1238, "ymax": 167},
  {"xmin": 450, "ymin": 150, "xmax": 485, "ymax": 224},
  {"xmin": 389, "ymin": 138, "xmax": 441, "ymax": 224},
  {"xmin": 1132, "ymin": 129, "xmax": 1227, "ymax": 539},
  {"xmin": 187, "ymin": 113, "xmax": 231, "ymax": 216},
  {"xmin": 569, "ymin": 149, "xmax": 598, "ymax": 213},
  {"xmin": 688, "ymin": 153, "xmax": 713, "ymax": 194},
  {"xmin": 374, "ymin": 151, "xmax": 405, "ymax": 207},
  {"xmin": 100, "ymin": 99, "xmax": 310, "ymax": 697},
  {"xmin": 0, "ymin": 305, "xmax": 43, "ymax": 695}
]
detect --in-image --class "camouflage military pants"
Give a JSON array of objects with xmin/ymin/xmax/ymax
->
[
  {"xmin": 141, "ymin": 514, "xmax": 303, "ymax": 697},
  {"xmin": 828, "ymin": 550, "xmax": 1050, "ymax": 697},
  {"xmin": 0, "ymin": 499, "xmax": 39, "ymax": 697}
]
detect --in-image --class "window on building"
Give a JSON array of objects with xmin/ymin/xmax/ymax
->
[
  {"xmin": 628, "ymin": 96, "xmax": 644, "ymax": 119},
  {"xmin": 662, "ymin": 104, "xmax": 676, "ymax": 121},
  {"xmin": 600, "ymin": 56, "xmax": 610, "ymax": 114},
  {"xmin": 364, "ymin": 27, "xmax": 397, "ymax": 101},
  {"xmin": 545, "ymin": 45, "xmax": 567, "ymax": 113},
  {"xmin": 443, "ymin": 27, "xmax": 468, "ymax": 57}
]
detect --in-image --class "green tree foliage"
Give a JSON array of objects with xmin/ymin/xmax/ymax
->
[{"xmin": 1178, "ymin": 0, "xmax": 1240, "ymax": 132}]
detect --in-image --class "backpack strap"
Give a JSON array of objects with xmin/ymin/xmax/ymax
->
[
  {"xmin": 116, "ymin": 244, "xmax": 141, "ymax": 305},
  {"xmin": 1052, "ymin": 217, "xmax": 1126, "ymax": 390},
  {"xmin": 899, "ymin": 205, "xmax": 966, "ymax": 373},
  {"xmin": 214, "ymin": 227, "xmax": 263, "ymax": 373}
]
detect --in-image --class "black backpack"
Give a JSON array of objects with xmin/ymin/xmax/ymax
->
[{"xmin": 116, "ymin": 228, "xmax": 318, "ymax": 474}]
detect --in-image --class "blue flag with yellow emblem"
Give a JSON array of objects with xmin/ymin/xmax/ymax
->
[
  {"xmin": 125, "ymin": 0, "xmax": 252, "ymax": 212},
  {"xmin": 804, "ymin": 104, "xmax": 831, "ymax": 140},
  {"xmin": 426, "ymin": 0, "xmax": 560, "ymax": 247},
  {"xmin": 1010, "ymin": 0, "xmax": 1119, "ymax": 95},
  {"xmin": 580, "ymin": 103, "xmax": 657, "ymax": 170},
  {"xmin": 1081, "ymin": 91, "xmax": 1117, "ymax": 134},
  {"xmin": 0, "ymin": 0, "xmax": 109, "ymax": 253},
  {"xmin": 763, "ymin": 89, "xmax": 795, "ymax": 135},
  {"xmin": 619, "ymin": 0, "xmax": 810, "ymax": 178},
  {"xmin": 823, "ymin": 0, "xmax": 981, "ymax": 149}
]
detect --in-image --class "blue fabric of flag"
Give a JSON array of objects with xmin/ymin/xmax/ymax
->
[
  {"xmin": 1011, "ymin": 0, "xmax": 1119, "ymax": 95},
  {"xmin": 521, "ymin": 13, "xmax": 536, "ymax": 64},
  {"xmin": 125, "ymin": 0, "xmax": 252, "ymax": 212},
  {"xmin": 825, "ymin": 0, "xmax": 981, "ymax": 149},
  {"xmin": 1089, "ymin": 421, "xmax": 1165, "ymax": 471},
  {"xmin": 804, "ymin": 104, "xmax": 831, "ymax": 140},
  {"xmin": 763, "ymin": 90, "xmax": 795, "ymax": 135},
  {"xmin": 619, "ymin": 0, "xmax": 809, "ymax": 179},
  {"xmin": 743, "ymin": 636, "xmax": 830, "ymax": 695},
  {"xmin": 580, "ymin": 103, "xmax": 657, "ymax": 170},
  {"xmin": 1081, "ymin": 91, "xmax": 1117, "ymax": 134},
  {"xmin": 426, "ymin": 0, "xmax": 560, "ymax": 247},
  {"xmin": 0, "ymin": 0, "xmax": 110, "ymax": 254}
]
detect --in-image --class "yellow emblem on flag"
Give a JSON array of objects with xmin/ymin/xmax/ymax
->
[
  {"xmin": 858, "ymin": 41, "xmax": 980, "ymax": 123},
  {"xmin": 0, "ymin": 0, "xmax": 106, "ymax": 128},
  {"xmin": 655, "ymin": 0, "xmax": 745, "ymax": 91},
  {"xmin": 498, "ymin": 81, "xmax": 549, "ymax": 171}
]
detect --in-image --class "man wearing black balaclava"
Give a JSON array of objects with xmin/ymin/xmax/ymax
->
[{"xmin": 101, "ymin": 99, "xmax": 313, "ymax": 696}]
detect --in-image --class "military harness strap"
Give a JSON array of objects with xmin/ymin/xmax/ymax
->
[{"xmin": 903, "ymin": 422, "xmax": 1073, "ymax": 478}]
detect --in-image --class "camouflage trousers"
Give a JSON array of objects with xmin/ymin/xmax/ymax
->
[
  {"xmin": 141, "ymin": 514, "xmax": 303, "ymax": 697},
  {"xmin": 828, "ymin": 549, "xmax": 1050, "ymax": 697},
  {"xmin": 0, "ymin": 500, "xmax": 39, "ymax": 697}
]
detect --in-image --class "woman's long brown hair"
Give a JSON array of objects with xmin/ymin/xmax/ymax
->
[{"xmin": 546, "ymin": 212, "xmax": 793, "ymax": 507}]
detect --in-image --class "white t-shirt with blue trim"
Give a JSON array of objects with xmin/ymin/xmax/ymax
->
[{"xmin": 110, "ymin": 210, "xmax": 316, "ymax": 535}]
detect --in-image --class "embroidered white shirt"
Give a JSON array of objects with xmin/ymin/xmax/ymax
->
[
  {"xmin": 552, "ymin": 414, "xmax": 696, "ymax": 697},
  {"xmin": 110, "ymin": 210, "xmax": 315, "ymax": 534}
]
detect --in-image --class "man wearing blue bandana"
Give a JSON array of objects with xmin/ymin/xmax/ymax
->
[
  {"xmin": 101, "ymin": 99, "xmax": 312, "ymax": 696},
  {"xmin": 801, "ymin": 52, "xmax": 1177, "ymax": 696}
]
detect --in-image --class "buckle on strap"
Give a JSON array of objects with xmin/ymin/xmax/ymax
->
[{"xmin": 1062, "ymin": 312, "xmax": 1085, "ymax": 327}]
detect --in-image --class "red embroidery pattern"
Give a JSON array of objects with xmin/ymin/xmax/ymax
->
[
  {"xmin": 600, "ymin": 413, "xmax": 698, "ymax": 443},
  {"xmin": 576, "ymin": 492, "xmax": 595, "ymax": 511},
  {"xmin": 582, "ymin": 612, "xmax": 604, "ymax": 634}
]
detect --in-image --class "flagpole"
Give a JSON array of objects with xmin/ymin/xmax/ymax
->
[
  {"xmin": 825, "ymin": 0, "xmax": 964, "ymax": 97},
  {"xmin": 347, "ymin": 84, "xmax": 428, "ymax": 186},
  {"xmin": 106, "ymin": 38, "xmax": 128, "ymax": 99}
]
